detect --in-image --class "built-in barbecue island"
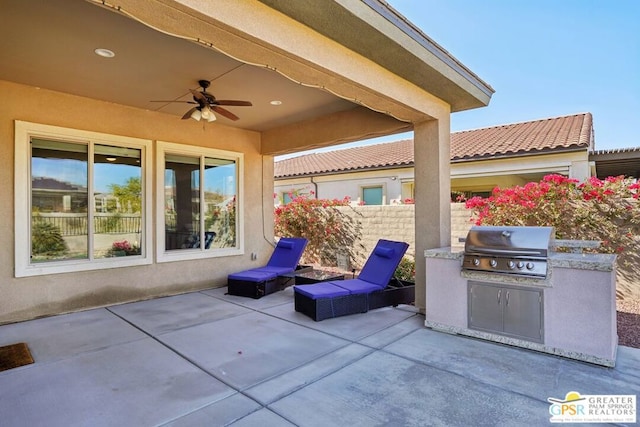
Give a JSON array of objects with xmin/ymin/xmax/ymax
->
[{"xmin": 424, "ymin": 226, "xmax": 618, "ymax": 367}]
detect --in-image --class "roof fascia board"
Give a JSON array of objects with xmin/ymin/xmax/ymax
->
[
  {"xmin": 256, "ymin": 0, "xmax": 493, "ymax": 111},
  {"xmin": 360, "ymin": 0, "xmax": 493, "ymax": 99}
]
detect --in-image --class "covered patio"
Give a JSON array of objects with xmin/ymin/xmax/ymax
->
[
  {"xmin": 1, "ymin": 0, "xmax": 492, "ymax": 324},
  {"xmin": 1, "ymin": 290, "xmax": 638, "ymax": 426}
]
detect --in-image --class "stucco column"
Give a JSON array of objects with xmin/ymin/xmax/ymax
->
[
  {"xmin": 414, "ymin": 117, "xmax": 451, "ymax": 313},
  {"xmin": 263, "ymin": 155, "xmax": 275, "ymax": 240}
]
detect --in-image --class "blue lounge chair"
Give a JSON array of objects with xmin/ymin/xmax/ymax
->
[
  {"xmin": 294, "ymin": 239, "xmax": 412, "ymax": 321},
  {"xmin": 227, "ymin": 237, "xmax": 308, "ymax": 298}
]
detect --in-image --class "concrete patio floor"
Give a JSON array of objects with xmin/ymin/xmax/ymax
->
[{"xmin": 1, "ymin": 286, "xmax": 638, "ymax": 427}]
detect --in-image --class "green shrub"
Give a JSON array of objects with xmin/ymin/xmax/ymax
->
[
  {"xmin": 32, "ymin": 221, "xmax": 68, "ymax": 256},
  {"xmin": 394, "ymin": 256, "xmax": 416, "ymax": 282}
]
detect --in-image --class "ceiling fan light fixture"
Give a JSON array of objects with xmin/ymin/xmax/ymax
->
[
  {"xmin": 201, "ymin": 106, "xmax": 216, "ymax": 122},
  {"xmin": 190, "ymin": 109, "xmax": 202, "ymax": 121}
]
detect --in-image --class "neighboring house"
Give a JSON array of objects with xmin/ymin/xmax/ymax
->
[
  {"xmin": 1, "ymin": 0, "xmax": 493, "ymax": 323},
  {"xmin": 275, "ymin": 112, "xmax": 597, "ymax": 204}
]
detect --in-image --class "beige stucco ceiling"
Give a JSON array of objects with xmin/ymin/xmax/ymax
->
[
  {"xmin": 1, "ymin": 0, "xmax": 492, "ymax": 139},
  {"xmin": 0, "ymin": 0, "xmax": 358, "ymax": 132}
]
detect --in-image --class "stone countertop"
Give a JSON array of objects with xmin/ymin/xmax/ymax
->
[
  {"xmin": 548, "ymin": 252, "xmax": 616, "ymax": 272},
  {"xmin": 424, "ymin": 247, "xmax": 463, "ymax": 260},
  {"xmin": 424, "ymin": 247, "xmax": 616, "ymax": 272}
]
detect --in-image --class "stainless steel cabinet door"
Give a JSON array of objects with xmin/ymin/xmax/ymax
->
[
  {"xmin": 503, "ymin": 287, "xmax": 543, "ymax": 342},
  {"xmin": 469, "ymin": 282, "xmax": 503, "ymax": 333}
]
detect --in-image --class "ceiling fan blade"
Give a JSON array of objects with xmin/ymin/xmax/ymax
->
[
  {"xmin": 181, "ymin": 107, "xmax": 198, "ymax": 120},
  {"xmin": 212, "ymin": 106, "xmax": 239, "ymax": 121},
  {"xmin": 150, "ymin": 100, "xmax": 197, "ymax": 104},
  {"xmin": 215, "ymin": 100, "xmax": 252, "ymax": 107}
]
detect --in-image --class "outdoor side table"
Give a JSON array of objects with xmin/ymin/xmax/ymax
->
[{"xmin": 294, "ymin": 270, "xmax": 345, "ymax": 285}]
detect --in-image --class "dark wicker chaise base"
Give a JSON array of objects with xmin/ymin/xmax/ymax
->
[
  {"xmin": 295, "ymin": 279, "xmax": 415, "ymax": 321},
  {"xmin": 368, "ymin": 279, "xmax": 415, "ymax": 310},
  {"xmin": 227, "ymin": 265, "xmax": 311, "ymax": 299},
  {"xmin": 294, "ymin": 292, "xmax": 368, "ymax": 321},
  {"xmin": 228, "ymin": 276, "xmax": 284, "ymax": 299}
]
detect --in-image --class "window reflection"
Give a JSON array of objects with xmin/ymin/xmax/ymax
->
[
  {"xmin": 204, "ymin": 158, "xmax": 236, "ymax": 249},
  {"xmin": 164, "ymin": 154, "xmax": 237, "ymax": 251},
  {"xmin": 30, "ymin": 139, "xmax": 143, "ymax": 262},
  {"xmin": 31, "ymin": 139, "xmax": 88, "ymax": 262},
  {"xmin": 93, "ymin": 145, "xmax": 142, "ymax": 258},
  {"xmin": 165, "ymin": 154, "xmax": 200, "ymax": 250}
]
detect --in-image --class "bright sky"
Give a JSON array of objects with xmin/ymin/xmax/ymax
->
[{"xmin": 278, "ymin": 0, "xmax": 639, "ymax": 159}]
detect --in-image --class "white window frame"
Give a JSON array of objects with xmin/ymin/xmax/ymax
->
[
  {"xmin": 156, "ymin": 141, "xmax": 244, "ymax": 263},
  {"xmin": 14, "ymin": 121, "xmax": 153, "ymax": 277}
]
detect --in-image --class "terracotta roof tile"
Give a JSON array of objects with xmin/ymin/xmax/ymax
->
[
  {"xmin": 451, "ymin": 112, "xmax": 593, "ymax": 160},
  {"xmin": 275, "ymin": 113, "xmax": 593, "ymax": 178},
  {"xmin": 275, "ymin": 139, "xmax": 414, "ymax": 178}
]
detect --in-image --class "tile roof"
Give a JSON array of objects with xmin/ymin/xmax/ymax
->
[
  {"xmin": 275, "ymin": 139, "xmax": 414, "ymax": 178},
  {"xmin": 451, "ymin": 112, "xmax": 593, "ymax": 161},
  {"xmin": 275, "ymin": 113, "xmax": 593, "ymax": 178}
]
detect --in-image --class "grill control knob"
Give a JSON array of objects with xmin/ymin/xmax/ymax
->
[
  {"xmin": 526, "ymin": 262, "xmax": 535, "ymax": 270},
  {"xmin": 490, "ymin": 259, "xmax": 498, "ymax": 268},
  {"xmin": 507, "ymin": 260, "xmax": 516, "ymax": 269},
  {"xmin": 517, "ymin": 261, "xmax": 525, "ymax": 269},
  {"xmin": 472, "ymin": 258, "xmax": 480, "ymax": 266}
]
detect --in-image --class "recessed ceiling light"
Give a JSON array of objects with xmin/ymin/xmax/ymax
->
[
  {"xmin": 106, "ymin": 157, "xmax": 117, "ymax": 162},
  {"xmin": 270, "ymin": 100, "xmax": 282, "ymax": 106},
  {"xmin": 94, "ymin": 48, "xmax": 115, "ymax": 58}
]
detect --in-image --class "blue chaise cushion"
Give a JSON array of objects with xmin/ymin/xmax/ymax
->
[
  {"xmin": 333, "ymin": 279, "xmax": 381, "ymax": 295},
  {"xmin": 228, "ymin": 266, "xmax": 293, "ymax": 282},
  {"xmin": 278, "ymin": 240, "xmax": 294, "ymax": 249},
  {"xmin": 267, "ymin": 237, "xmax": 308, "ymax": 269},
  {"xmin": 357, "ymin": 239, "xmax": 409, "ymax": 288},
  {"xmin": 295, "ymin": 282, "xmax": 350, "ymax": 300},
  {"xmin": 374, "ymin": 246, "xmax": 395, "ymax": 258}
]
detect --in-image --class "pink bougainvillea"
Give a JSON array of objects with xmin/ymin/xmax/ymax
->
[
  {"xmin": 275, "ymin": 194, "xmax": 364, "ymax": 265},
  {"xmin": 465, "ymin": 174, "xmax": 640, "ymax": 262}
]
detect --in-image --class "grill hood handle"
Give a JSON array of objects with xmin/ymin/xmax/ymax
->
[{"xmin": 465, "ymin": 247, "xmax": 546, "ymax": 256}]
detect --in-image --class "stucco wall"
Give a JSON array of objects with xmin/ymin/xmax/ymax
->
[
  {"xmin": 337, "ymin": 203, "xmax": 472, "ymax": 268},
  {"xmin": 275, "ymin": 149, "xmax": 592, "ymax": 205},
  {"xmin": 0, "ymin": 80, "xmax": 273, "ymax": 324},
  {"xmin": 275, "ymin": 167, "xmax": 415, "ymax": 206}
]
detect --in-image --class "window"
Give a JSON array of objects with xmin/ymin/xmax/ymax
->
[
  {"xmin": 15, "ymin": 121, "xmax": 152, "ymax": 277},
  {"xmin": 157, "ymin": 141, "xmax": 243, "ymax": 262},
  {"xmin": 401, "ymin": 181, "xmax": 415, "ymax": 202},
  {"xmin": 362, "ymin": 186, "xmax": 384, "ymax": 205},
  {"xmin": 282, "ymin": 192, "xmax": 294, "ymax": 205}
]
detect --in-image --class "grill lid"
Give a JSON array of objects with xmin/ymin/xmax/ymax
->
[{"xmin": 464, "ymin": 226, "xmax": 555, "ymax": 258}]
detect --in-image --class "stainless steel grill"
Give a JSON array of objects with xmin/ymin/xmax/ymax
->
[{"xmin": 462, "ymin": 226, "xmax": 555, "ymax": 277}]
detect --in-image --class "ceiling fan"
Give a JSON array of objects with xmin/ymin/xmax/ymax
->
[{"xmin": 152, "ymin": 80, "xmax": 252, "ymax": 122}]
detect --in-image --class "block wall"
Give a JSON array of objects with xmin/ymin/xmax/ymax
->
[{"xmin": 336, "ymin": 203, "xmax": 473, "ymax": 268}]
